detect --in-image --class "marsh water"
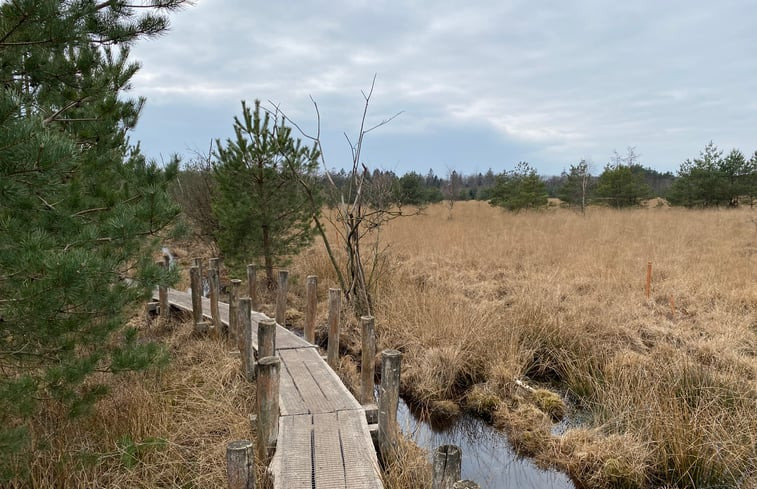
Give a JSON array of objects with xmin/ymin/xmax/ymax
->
[{"xmin": 396, "ymin": 398, "xmax": 575, "ymax": 489}]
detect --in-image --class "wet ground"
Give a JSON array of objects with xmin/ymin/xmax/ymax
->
[{"xmin": 397, "ymin": 398, "xmax": 575, "ymax": 489}]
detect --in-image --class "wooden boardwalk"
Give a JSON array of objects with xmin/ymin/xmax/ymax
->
[{"xmin": 156, "ymin": 288, "xmax": 383, "ymax": 489}]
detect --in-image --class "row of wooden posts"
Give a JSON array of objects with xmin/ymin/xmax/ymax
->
[{"xmin": 156, "ymin": 256, "xmax": 478, "ymax": 489}]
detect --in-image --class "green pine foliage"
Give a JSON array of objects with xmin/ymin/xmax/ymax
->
[
  {"xmin": 557, "ymin": 160, "xmax": 593, "ymax": 211},
  {"xmin": 0, "ymin": 0, "xmax": 182, "ymax": 478},
  {"xmin": 594, "ymin": 164, "xmax": 652, "ymax": 208},
  {"xmin": 488, "ymin": 162, "xmax": 548, "ymax": 211},
  {"xmin": 668, "ymin": 142, "xmax": 757, "ymax": 207},
  {"xmin": 212, "ymin": 100, "xmax": 321, "ymax": 286}
]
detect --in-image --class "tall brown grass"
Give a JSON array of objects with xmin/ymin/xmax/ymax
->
[
  {"xmin": 292, "ymin": 201, "xmax": 756, "ymax": 489},
  {"xmin": 7, "ymin": 313, "xmax": 257, "ymax": 488},
  {"xmin": 19, "ymin": 202, "xmax": 752, "ymax": 488}
]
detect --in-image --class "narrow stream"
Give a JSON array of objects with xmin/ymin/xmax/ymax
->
[{"xmin": 397, "ymin": 398, "xmax": 575, "ymax": 489}]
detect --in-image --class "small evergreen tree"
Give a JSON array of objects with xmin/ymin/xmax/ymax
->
[
  {"xmin": 212, "ymin": 100, "xmax": 321, "ymax": 286},
  {"xmin": 488, "ymin": 162, "xmax": 548, "ymax": 211},
  {"xmin": 594, "ymin": 149, "xmax": 652, "ymax": 207},
  {"xmin": 595, "ymin": 164, "xmax": 652, "ymax": 207},
  {"xmin": 0, "ymin": 0, "xmax": 182, "ymax": 478},
  {"xmin": 669, "ymin": 143, "xmax": 757, "ymax": 207},
  {"xmin": 558, "ymin": 160, "xmax": 593, "ymax": 212},
  {"xmin": 398, "ymin": 171, "xmax": 429, "ymax": 205}
]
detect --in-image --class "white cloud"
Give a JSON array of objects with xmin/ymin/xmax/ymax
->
[{"xmin": 129, "ymin": 0, "xmax": 757, "ymax": 174}]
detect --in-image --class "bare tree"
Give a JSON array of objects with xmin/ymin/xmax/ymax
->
[
  {"xmin": 274, "ymin": 76, "xmax": 416, "ymax": 316},
  {"xmin": 170, "ymin": 141, "xmax": 220, "ymax": 249},
  {"xmin": 442, "ymin": 168, "xmax": 462, "ymax": 219}
]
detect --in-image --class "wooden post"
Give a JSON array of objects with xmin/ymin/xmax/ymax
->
[
  {"xmin": 327, "ymin": 288, "xmax": 341, "ymax": 368},
  {"xmin": 157, "ymin": 260, "xmax": 169, "ymax": 320},
  {"xmin": 256, "ymin": 356, "xmax": 280, "ymax": 460},
  {"xmin": 276, "ymin": 270, "xmax": 288, "ymax": 327},
  {"xmin": 645, "ymin": 261, "xmax": 652, "ymax": 300},
  {"xmin": 208, "ymin": 258, "xmax": 221, "ymax": 336},
  {"xmin": 229, "ymin": 279, "xmax": 241, "ymax": 343},
  {"xmin": 304, "ymin": 275, "xmax": 317, "ymax": 344},
  {"xmin": 255, "ymin": 318, "xmax": 276, "ymax": 403},
  {"xmin": 378, "ymin": 349, "xmax": 401, "ymax": 463},
  {"xmin": 452, "ymin": 481, "xmax": 479, "ymax": 489},
  {"xmin": 195, "ymin": 320, "xmax": 211, "ymax": 334},
  {"xmin": 189, "ymin": 265, "xmax": 203, "ymax": 327},
  {"xmin": 360, "ymin": 315, "xmax": 376, "ymax": 404},
  {"xmin": 226, "ymin": 440, "xmax": 255, "ymax": 489},
  {"xmin": 432, "ymin": 445, "xmax": 462, "ymax": 489},
  {"xmin": 247, "ymin": 264, "xmax": 258, "ymax": 311},
  {"xmin": 257, "ymin": 318, "xmax": 276, "ymax": 359},
  {"xmin": 239, "ymin": 298, "xmax": 253, "ymax": 380}
]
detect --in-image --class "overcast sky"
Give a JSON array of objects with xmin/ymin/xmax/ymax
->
[{"xmin": 129, "ymin": 1, "xmax": 757, "ymax": 176}]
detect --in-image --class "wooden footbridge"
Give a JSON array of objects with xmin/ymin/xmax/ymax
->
[{"xmin": 154, "ymin": 287, "xmax": 384, "ymax": 488}]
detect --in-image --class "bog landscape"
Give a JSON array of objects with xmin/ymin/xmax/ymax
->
[{"xmin": 1, "ymin": 3, "xmax": 756, "ymax": 489}]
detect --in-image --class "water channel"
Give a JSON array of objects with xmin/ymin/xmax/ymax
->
[{"xmin": 396, "ymin": 398, "xmax": 575, "ymax": 489}]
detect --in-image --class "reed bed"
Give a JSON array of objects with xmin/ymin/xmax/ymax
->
[{"xmin": 293, "ymin": 201, "xmax": 756, "ymax": 489}]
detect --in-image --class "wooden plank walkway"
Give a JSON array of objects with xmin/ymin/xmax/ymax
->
[{"xmin": 155, "ymin": 288, "xmax": 383, "ymax": 489}]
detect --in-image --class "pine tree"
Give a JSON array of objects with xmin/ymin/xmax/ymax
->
[
  {"xmin": 594, "ymin": 149, "xmax": 652, "ymax": 208},
  {"xmin": 488, "ymin": 162, "xmax": 548, "ymax": 211},
  {"xmin": 558, "ymin": 160, "xmax": 593, "ymax": 212},
  {"xmin": 0, "ymin": 0, "xmax": 183, "ymax": 478},
  {"xmin": 212, "ymin": 100, "xmax": 321, "ymax": 286}
]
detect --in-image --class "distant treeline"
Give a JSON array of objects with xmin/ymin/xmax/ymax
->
[
  {"xmin": 318, "ymin": 143, "xmax": 756, "ymax": 210},
  {"xmin": 178, "ymin": 142, "xmax": 756, "ymax": 215}
]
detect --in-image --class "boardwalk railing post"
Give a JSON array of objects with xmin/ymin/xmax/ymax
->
[
  {"xmin": 229, "ymin": 279, "xmax": 241, "ymax": 342},
  {"xmin": 189, "ymin": 265, "xmax": 203, "ymax": 327},
  {"xmin": 378, "ymin": 349, "xmax": 401, "ymax": 463},
  {"xmin": 157, "ymin": 260, "xmax": 169, "ymax": 320},
  {"xmin": 239, "ymin": 297, "xmax": 253, "ymax": 380},
  {"xmin": 257, "ymin": 318, "xmax": 277, "ymax": 360},
  {"xmin": 247, "ymin": 264, "xmax": 258, "ymax": 311},
  {"xmin": 209, "ymin": 258, "xmax": 221, "ymax": 335},
  {"xmin": 256, "ymin": 356, "xmax": 280, "ymax": 460},
  {"xmin": 327, "ymin": 288, "xmax": 341, "ymax": 368},
  {"xmin": 304, "ymin": 275, "xmax": 317, "ymax": 344},
  {"xmin": 276, "ymin": 270, "xmax": 288, "ymax": 327},
  {"xmin": 226, "ymin": 440, "xmax": 255, "ymax": 489},
  {"xmin": 432, "ymin": 444, "xmax": 462, "ymax": 489},
  {"xmin": 254, "ymin": 318, "xmax": 277, "ymax": 403},
  {"xmin": 360, "ymin": 315, "xmax": 376, "ymax": 404}
]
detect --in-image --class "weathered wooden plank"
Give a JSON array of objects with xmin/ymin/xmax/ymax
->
[
  {"xmin": 338, "ymin": 410, "xmax": 383, "ymax": 488},
  {"xmin": 298, "ymin": 347, "xmax": 362, "ymax": 412},
  {"xmin": 278, "ymin": 358, "xmax": 309, "ymax": 416},
  {"xmin": 279, "ymin": 349, "xmax": 333, "ymax": 414},
  {"xmin": 271, "ymin": 415, "xmax": 313, "ymax": 489},
  {"xmin": 313, "ymin": 412, "xmax": 347, "ymax": 488}
]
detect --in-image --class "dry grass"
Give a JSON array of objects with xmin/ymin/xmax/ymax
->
[
  {"xmin": 7, "ymin": 312, "xmax": 258, "ymax": 488},
  {"xmin": 16, "ymin": 201, "xmax": 753, "ymax": 488},
  {"xmin": 291, "ymin": 201, "xmax": 756, "ymax": 489}
]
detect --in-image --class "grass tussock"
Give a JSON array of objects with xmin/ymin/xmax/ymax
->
[
  {"xmin": 380, "ymin": 434, "xmax": 432, "ymax": 489},
  {"xmin": 7, "ymin": 313, "xmax": 257, "ymax": 488},
  {"xmin": 291, "ymin": 201, "xmax": 756, "ymax": 489}
]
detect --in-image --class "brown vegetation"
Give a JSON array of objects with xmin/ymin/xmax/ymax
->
[
  {"xmin": 16, "ymin": 201, "xmax": 754, "ymax": 488},
  {"xmin": 291, "ymin": 201, "xmax": 756, "ymax": 489},
  {"xmin": 7, "ymin": 313, "xmax": 257, "ymax": 488}
]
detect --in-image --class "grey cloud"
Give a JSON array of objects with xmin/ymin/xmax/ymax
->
[{"xmin": 130, "ymin": 0, "xmax": 757, "ymax": 174}]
